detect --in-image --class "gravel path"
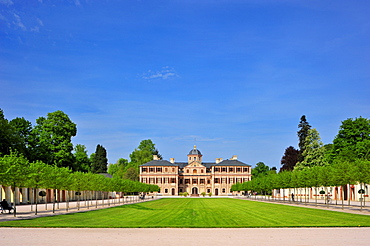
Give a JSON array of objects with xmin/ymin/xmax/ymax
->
[{"xmin": 1, "ymin": 227, "xmax": 369, "ymax": 246}]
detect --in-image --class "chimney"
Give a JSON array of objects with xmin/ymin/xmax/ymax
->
[
  {"xmin": 153, "ymin": 155, "xmax": 159, "ymax": 160},
  {"xmin": 216, "ymin": 158, "xmax": 223, "ymax": 164},
  {"xmin": 170, "ymin": 158, "xmax": 175, "ymax": 163},
  {"xmin": 231, "ymin": 155, "xmax": 238, "ymax": 160}
]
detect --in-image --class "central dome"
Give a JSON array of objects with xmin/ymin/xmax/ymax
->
[{"xmin": 188, "ymin": 145, "xmax": 202, "ymax": 155}]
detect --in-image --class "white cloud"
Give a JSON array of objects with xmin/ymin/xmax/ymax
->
[
  {"xmin": 142, "ymin": 66, "xmax": 179, "ymax": 80},
  {"xmin": 13, "ymin": 13, "xmax": 26, "ymax": 31},
  {"xmin": 0, "ymin": 0, "xmax": 13, "ymax": 6},
  {"xmin": 36, "ymin": 18, "xmax": 44, "ymax": 26}
]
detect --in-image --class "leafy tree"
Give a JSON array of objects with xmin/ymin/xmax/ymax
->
[
  {"xmin": 332, "ymin": 117, "xmax": 370, "ymax": 161},
  {"xmin": 8, "ymin": 117, "xmax": 33, "ymax": 159},
  {"xmin": 251, "ymin": 162, "xmax": 270, "ymax": 179},
  {"xmin": 295, "ymin": 128, "xmax": 327, "ymax": 171},
  {"xmin": 0, "ymin": 109, "xmax": 19, "ymax": 156},
  {"xmin": 30, "ymin": 110, "xmax": 77, "ymax": 168},
  {"xmin": 297, "ymin": 115, "xmax": 311, "ymax": 162},
  {"xmin": 123, "ymin": 167, "xmax": 139, "ymax": 181},
  {"xmin": 108, "ymin": 158, "xmax": 129, "ymax": 178},
  {"xmin": 0, "ymin": 152, "xmax": 30, "ymax": 216},
  {"xmin": 280, "ymin": 146, "xmax": 299, "ymax": 172},
  {"xmin": 73, "ymin": 144, "xmax": 91, "ymax": 172},
  {"xmin": 128, "ymin": 139, "xmax": 161, "ymax": 180},
  {"xmin": 27, "ymin": 160, "xmax": 48, "ymax": 215},
  {"xmin": 91, "ymin": 144, "xmax": 108, "ymax": 173}
]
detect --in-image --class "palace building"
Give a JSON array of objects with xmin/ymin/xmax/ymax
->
[{"xmin": 140, "ymin": 146, "xmax": 251, "ymax": 196}]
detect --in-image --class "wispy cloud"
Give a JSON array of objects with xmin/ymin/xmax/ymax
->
[
  {"xmin": 141, "ymin": 66, "xmax": 179, "ymax": 80},
  {"xmin": 0, "ymin": 0, "xmax": 13, "ymax": 6},
  {"xmin": 13, "ymin": 13, "xmax": 26, "ymax": 31}
]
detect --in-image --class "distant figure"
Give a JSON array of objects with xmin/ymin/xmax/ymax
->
[
  {"xmin": 291, "ymin": 193, "xmax": 295, "ymax": 202},
  {"xmin": 0, "ymin": 199, "xmax": 13, "ymax": 213}
]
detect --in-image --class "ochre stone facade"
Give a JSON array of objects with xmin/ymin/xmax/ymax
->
[{"xmin": 140, "ymin": 146, "xmax": 251, "ymax": 196}]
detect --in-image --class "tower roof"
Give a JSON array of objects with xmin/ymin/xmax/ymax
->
[{"xmin": 188, "ymin": 145, "xmax": 202, "ymax": 155}]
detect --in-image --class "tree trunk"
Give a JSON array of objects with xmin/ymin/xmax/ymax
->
[{"xmin": 35, "ymin": 188, "xmax": 38, "ymax": 215}]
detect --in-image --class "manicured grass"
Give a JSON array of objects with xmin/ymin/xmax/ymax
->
[{"xmin": 1, "ymin": 198, "xmax": 370, "ymax": 228}]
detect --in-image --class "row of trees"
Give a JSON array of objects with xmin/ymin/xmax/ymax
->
[
  {"xmin": 280, "ymin": 116, "xmax": 370, "ymax": 172},
  {"xmin": 108, "ymin": 139, "xmax": 161, "ymax": 181},
  {"xmin": 232, "ymin": 158, "xmax": 370, "ymax": 207},
  {"xmin": 0, "ymin": 109, "xmax": 109, "ymax": 173},
  {"xmin": 0, "ymin": 152, "xmax": 160, "ymax": 216},
  {"xmin": 0, "ymin": 109, "xmax": 162, "ymax": 180}
]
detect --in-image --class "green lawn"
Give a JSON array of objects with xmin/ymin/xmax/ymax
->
[{"xmin": 1, "ymin": 198, "xmax": 370, "ymax": 228}]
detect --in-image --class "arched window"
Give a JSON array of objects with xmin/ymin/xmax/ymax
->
[
  {"xmin": 193, "ymin": 169, "xmax": 197, "ymax": 174},
  {"xmin": 187, "ymin": 169, "xmax": 189, "ymax": 173},
  {"xmin": 201, "ymin": 169, "xmax": 204, "ymax": 173}
]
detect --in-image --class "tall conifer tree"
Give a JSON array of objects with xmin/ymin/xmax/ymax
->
[
  {"xmin": 297, "ymin": 115, "xmax": 311, "ymax": 162},
  {"xmin": 91, "ymin": 144, "xmax": 108, "ymax": 173}
]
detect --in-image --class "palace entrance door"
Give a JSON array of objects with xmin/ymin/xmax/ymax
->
[{"xmin": 192, "ymin": 187, "xmax": 198, "ymax": 195}]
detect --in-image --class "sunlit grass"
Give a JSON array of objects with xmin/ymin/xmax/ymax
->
[{"xmin": 0, "ymin": 198, "xmax": 369, "ymax": 228}]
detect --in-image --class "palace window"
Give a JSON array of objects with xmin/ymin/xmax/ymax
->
[
  {"xmin": 214, "ymin": 178, "xmax": 220, "ymax": 183},
  {"xmin": 229, "ymin": 178, "xmax": 234, "ymax": 184},
  {"xmin": 207, "ymin": 179, "xmax": 211, "ymax": 184},
  {"xmin": 193, "ymin": 179, "xmax": 197, "ymax": 184},
  {"xmin": 221, "ymin": 167, "xmax": 226, "ymax": 172},
  {"xmin": 214, "ymin": 168, "xmax": 220, "ymax": 172},
  {"xmin": 236, "ymin": 168, "xmax": 241, "ymax": 172},
  {"xmin": 193, "ymin": 169, "xmax": 197, "ymax": 174},
  {"xmin": 156, "ymin": 168, "xmax": 162, "ymax": 172},
  {"xmin": 149, "ymin": 168, "xmax": 155, "ymax": 172},
  {"xmin": 179, "ymin": 188, "xmax": 183, "ymax": 193},
  {"xmin": 172, "ymin": 168, "xmax": 175, "ymax": 172},
  {"xmin": 157, "ymin": 178, "xmax": 162, "ymax": 184},
  {"xmin": 243, "ymin": 167, "xmax": 249, "ymax": 172},
  {"xmin": 179, "ymin": 179, "xmax": 183, "ymax": 184},
  {"xmin": 171, "ymin": 178, "xmax": 176, "ymax": 183},
  {"xmin": 142, "ymin": 168, "xmax": 147, "ymax": 172},
  {"xmin": 165, "ymin": 189, "xmax": 168, "ymax": 193},
  {"xmin": 222, "ymin": 178, "xmax": 227, "ymax": 184},
  {"xmin": 222, "ymin": 188, "xmax": 226, "ymax": 193},
  {"xmin": 185, "ymin": 179, "xmax": 190, "ymax": 184},
  {"xmin": 207, "ymin": 189, "xmax": 211, "ymax": 193},
  {"xmin": 200, "ymin": 179, "xmax": 205, "ymax": 184},
  {"xmin": 165, "ymin": 168, "xmax": 168, "ymax": 172},
  {"xmin": 229, "ymin": 167, "xmax": 234, "ymax": 172},
  {"xmin": 201, "ymin": 169, "xmax": 204, "ymax": 173},
  {"xmin": 187, "ymin": 169, "xmax": 190, "ymax": 173}
]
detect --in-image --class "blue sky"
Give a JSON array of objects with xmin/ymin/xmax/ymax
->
[{"xmin": 1, "ymin": 0, "xmax": 369, "ymax": 168}]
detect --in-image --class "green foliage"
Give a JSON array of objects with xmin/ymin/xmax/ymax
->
[
  {"xmin": 332, "ymin": 117, "xmax": 370, "ymax": 161},
  {"xmin": 0, "ymin": 109, "xmax": 20, "ymax": 156},
  {"xmin": 295, "ymin": 128, "xmax": 328, "ymax": 171},
  {"xmin": 91, "ymin": 144, "xmax": 108, "ymax": 173},
  {"xmin": 297, "ymin": 115, "xmax": 311, "ymax": 162},
  {"xmin": 108, "ymin": 158, "xmax": 129, "ymax": 178},
  {"xmin": 251, "ymin": 162, "xmax": 270, "ymax": 179},
  {"xmin": 73, "ymin": 144, "xmax": 91, "ymax": 172},
  {"xmin": 123, "ymin": 167, "xmax": 139, "ymax": 181},
  {"xmin": 30, "ymin": 110, "xmax": 77, "ymax": 168}
]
